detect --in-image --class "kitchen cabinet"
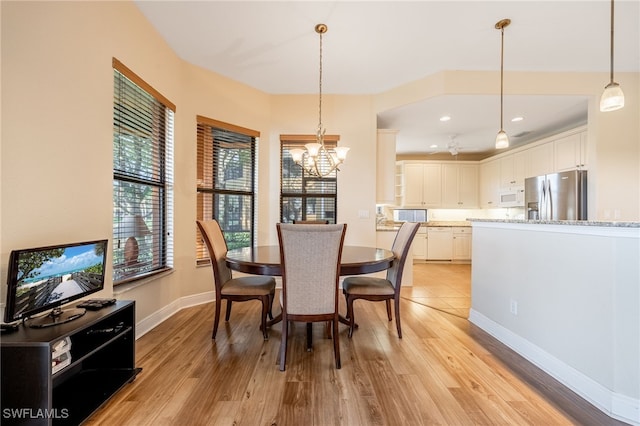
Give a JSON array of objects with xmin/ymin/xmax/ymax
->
[
  {"xmin": 376, "ymin": 129, "xmax": 398, "ymax": 204},
  {"xmin": 480, "ymin": 159, "xmax": 500, "ymax": 208},
  {"xmin": 554, "ymin": 131, "xmax": 587, "ymax": 172},
  {"xmin": 500, "ymin": 151, "xmax": 526, "ymax": 188},
  {"xmin": 442, "ymin": 163, "xmax": 478, "ymax": 208},
  {"xmin": 526, "ymin": 142, "xmax": 554, "ymax": 178},
  {"xmin": 412, "ymin": 227, "xmax": 428, "ymax": 260},
  {"xmin": 452, "ymin": 227, "xmax": 472, "ymax": 261},
  {"xmin": 427, "ymin": 227, "xmax": 453, "ymax": 260},
  {"xmin": 401, "ymin": 162, "xmax": 442, "ymax": 207}
]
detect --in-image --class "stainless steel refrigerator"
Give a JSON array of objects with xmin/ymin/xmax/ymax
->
[{"xmin": 525, "ymin": 170, "xmax": 587, "ymax": 220}]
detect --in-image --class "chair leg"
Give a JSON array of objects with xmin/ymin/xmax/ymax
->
[
  {"xmin": 306, "ymin": 323, "xmax": 313, "ymax": 351},
  {"xmin": 212, "ymin": 297, "xmax": 222, "ymax": 340},
  {"xmin": 385, "ymin": 300, "xmax": 392, "ymax": 321},
  {"xmin": 394, "ymin": 297, "xmax": 402, "ymax": 339},
  {"xmin": 347, "ymin": 296, "xmax": 356, "ymax": 338},
  {"xmin": 268, "ymin": 292, "xmax": 275, "ymax": 320},
  {"xmin": 261, "ymin": 296, "xmax": 269, "ymax": 340},
  {"xmin": 225, "ymin": 300, "xmax": 232, "ymax": 321},
  {"xmin": 279, "ymin": 314, "xmax": 288, "ymax": 371},
  {"xmin": 343, "ymin": 292, "xmax": 350, "ymax": 319},
  {"xmin": 333, "ymin": 317, "xmax": 341, "ymax": 369}
]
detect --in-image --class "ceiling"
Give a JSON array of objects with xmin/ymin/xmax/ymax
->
[{"xmin": 134, "ymin": 1, "xmax": 639, "ymax": 157}]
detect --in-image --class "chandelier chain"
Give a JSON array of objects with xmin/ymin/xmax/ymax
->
[{"xmin": 318, "ymin": 27, "xmax": 323, "ymax": 134}]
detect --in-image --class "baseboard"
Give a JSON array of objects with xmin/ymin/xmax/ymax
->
[
  {"xmin": 135, "ymin": 290, "xmax": 215, "ymax": 339},
  {"xmin": 469, "ymin": 309, "xmax": 639, "ymax": 426}
]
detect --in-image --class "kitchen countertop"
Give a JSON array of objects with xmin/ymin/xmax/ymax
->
[
  {"xmin": 376, "ymin": 220, "xmax": 471, "ymax": 231},
  {"xmin": 467, "ymin": 218, "xmax": 640, "ymax": 228}
]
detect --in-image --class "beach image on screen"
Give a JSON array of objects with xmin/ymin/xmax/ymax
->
[{"xmin": 13, "ymin": 242, "xmax": 105, "ymax": 317}]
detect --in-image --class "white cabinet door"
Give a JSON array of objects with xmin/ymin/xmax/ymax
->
[
  {"xmin": 442, "ymin": 163, "xmax": 478, "ymax": 208},
  {"xmin": 458, "ymin": 164, "xmax": 478, "ymax": 207},
  {"xmin": 555, "ymin": 132, "xmax": 587, "ymax": 172},
  {"xmin": 401, "ymin": 163, "xmax": 442, "ymax": 207},
  {"xmin": 500, "ymin": 151, "xmax": 526, "ymax": 188},
  {"xmin": 452, "ymin": 227, "xmax": 472, "ymax": 260},
  {"xmin": 526, "ymin": 142, "xmax": 554, "ymax": 178},
  {"xmin": 422, "ymin": 163, "xmax": 442, "ymax": 207},
  {"xmin": 402, "ymin": 163, "xmax": 426, "ymax": 207},
  {"xmin": 427, "ymin": 228, "xmax": 453, "ymax": 260},
  {"xmin": 412, "ymin": 229, "xmax": 428, "ymax": 260},
  {"xmin": 480, "ymin": 160, "xmax": 500, "ymax": 208}
]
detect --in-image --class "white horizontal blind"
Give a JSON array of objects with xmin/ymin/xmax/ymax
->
[{"xmin": 113, "ymin": 59, "xmax": 174, "ymax": 284}]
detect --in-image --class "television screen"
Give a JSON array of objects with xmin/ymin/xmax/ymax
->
[{"xmin": 4, "ymin": 239, "xmax": 108, "ymax": 326}]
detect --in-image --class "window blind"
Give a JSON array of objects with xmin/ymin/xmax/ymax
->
[
  {"xmin": 113, "ymin": 59, "xmax": 174, "ymax": 284},
  {"xmin": 196, "ymin": 116, "xmax": 257, "ymax": 262},
  {"xmin": 280, "ymin": 135, "xmax": 339, "ymax": 224}
]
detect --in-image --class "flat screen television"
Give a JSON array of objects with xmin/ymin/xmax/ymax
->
[{"xmin": 4, "ymin": 239, "xmax": 108, "ymax": 328}]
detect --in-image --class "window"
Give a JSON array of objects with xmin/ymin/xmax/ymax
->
[
  {"xmin": 196, "ymin": 116, "xmax": 257, "ymax": 262},
  {"xmin": 280, "ymin": 135, "xmax": 338, "ymax": 223},
  {"xmin": 113, "ymin": 58, "xmax": 174, "ymax": 284}
]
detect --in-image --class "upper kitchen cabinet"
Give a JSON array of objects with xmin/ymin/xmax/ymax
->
[
  {"xmin": 554, "ymin": 130, "xmax": 587, "ymax": 172},
  {"xmin": 401, "ymin": 162, "xmax": 442, "ymax": 207},
  {"xmin": 480, "ymin": 159, "xmax": 500, "ymax": 208},
  {"xmin": 442, "ymin": 163, "xmax": 478, "ymax": 208},
  {"xmin": 500, "ymin": 151, "xmax": 526, "ymax": 188},
  {"xmin": 525, "ymin": 142, "xmax": 554, "ymax": 178},
  {"xmin": 376, "ymin": 129, "xmax": 398, "ymax": 204}
]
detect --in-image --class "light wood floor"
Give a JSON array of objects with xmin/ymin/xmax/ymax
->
[{"xmin": 87, "ymin": 264, "xmax": 624, "ymax": 425}]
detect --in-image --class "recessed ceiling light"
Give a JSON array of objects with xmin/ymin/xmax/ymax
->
[
  {"xmin": 429, "ymin": 144, "xmax": 438, "ymax": 148},
  {"xmin": 439, "ymin": 115, "xmax": 451, "ymax": 122},
  {"xmin": 511, "ymin": 116, "xmax": 524, "ymax": 122}
]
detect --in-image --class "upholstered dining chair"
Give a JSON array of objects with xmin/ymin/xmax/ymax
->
[
  {"xmin": 342, "ymin": 221, "xmax": 420, "ymax": 339},
  {"xmin": 196, "ymin": 220, "xmax": 276, "ymax": 340},
  {"xmin": 276, "ymin": 223, "xmax": 347, "ymax": 371},
  {"xmin": 292, "ymin": 219, "xmax": 330, "ymax": 224},
  {"xmin": 292, "ymin": 218, "xmax": 330, "ymax": 349}
]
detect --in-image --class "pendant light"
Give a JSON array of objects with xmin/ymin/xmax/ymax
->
[
  {"xmin": 495, "ymin": 19, "xmax": 511, "ymax": 149},
  {"xmin": 289, "ymin": 24, "xmax": 349, "ymax": 177},
  {"xmin": 600, "ymin": 0, "xmax": 625, "ymax": 112}
]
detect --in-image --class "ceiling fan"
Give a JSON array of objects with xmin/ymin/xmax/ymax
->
[{"xmin": 429, "ymin": 136, "xmax": 472, "ymax": 156}]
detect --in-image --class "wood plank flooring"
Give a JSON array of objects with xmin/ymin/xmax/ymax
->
[{"xmin": 86, "ymin": 264, "xmax": 625, "ymax": 425}]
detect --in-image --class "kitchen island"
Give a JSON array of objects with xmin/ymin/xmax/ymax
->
[{"xmin": 468, "ymin": 219, "xmax": 639, "ymax": 425}]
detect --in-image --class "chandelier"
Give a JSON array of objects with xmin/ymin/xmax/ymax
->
[
  {"xmin": 289, "ymin": 24, "xmax": 349, "ymax": 177},
  {"xmin": 495, "ymin": 18, "xmax": 511, "ymax": 149}
]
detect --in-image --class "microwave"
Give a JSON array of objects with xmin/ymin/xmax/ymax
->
[{"xmin": 499, "ymin": 187, "xmax": 525, "ymax": 207}]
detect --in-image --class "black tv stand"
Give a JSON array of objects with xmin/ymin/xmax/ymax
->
[{"xmin": 1, "ymin": 300, "xmax": 140, "ymax": 425}]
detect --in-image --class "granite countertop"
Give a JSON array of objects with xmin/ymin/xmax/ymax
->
[
  {"xmin": 376, "ymin": 220, "xmax": 471, "ymax": 231},
  {"xmin": 467, "ymin": 218, "xmax": 640, "ymax": 228}
]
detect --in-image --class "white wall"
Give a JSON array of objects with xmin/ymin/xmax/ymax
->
[{"xmin": 470, "ymin": 222, "xmax": 640, "ymax": 424}]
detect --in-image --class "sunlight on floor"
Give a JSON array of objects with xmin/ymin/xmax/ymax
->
[{"xmin": 401, "ymin": 263, "xmax": 471, "ymax": 319}]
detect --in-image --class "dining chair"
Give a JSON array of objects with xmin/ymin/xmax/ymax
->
[
  {"xmin": 292, "ymin": 218, "xmax": 330, "ymax": 349},
  {"xmin": 292, "ymin": 219, "xmax": 330, "ymax": 224},
  {"xmin": 196, "ymin": 220, "xmax": 276, "ymax": 340},
  {"xmin": 276, "ymin": 223, "xmax": 347, "ymax": 371},
  {"xmin": 342, "ymin": 221, "xmax": 420, "ymax": 338}
]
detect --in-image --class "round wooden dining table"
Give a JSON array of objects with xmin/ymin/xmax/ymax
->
[
  {"xmin": 225, "ymin": 245, "xmax": 395, "ymax": 330},
  {"xmin": 225, "ymin": 245, "xmax": 395, "ymax": 277}
]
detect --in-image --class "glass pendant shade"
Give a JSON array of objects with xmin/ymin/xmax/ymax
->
[
  {"xmin": 495, "ymin": 130, "xmax": 509, "ymax": 149},
  {"xmin": 600, "ymin": 82, "xmax": 625, "ymax": 112}
]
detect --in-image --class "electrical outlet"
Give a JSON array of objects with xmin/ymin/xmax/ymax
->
[{"xmin": 510, "ymin": 299, "xmax": 518, "ymax": 315}]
